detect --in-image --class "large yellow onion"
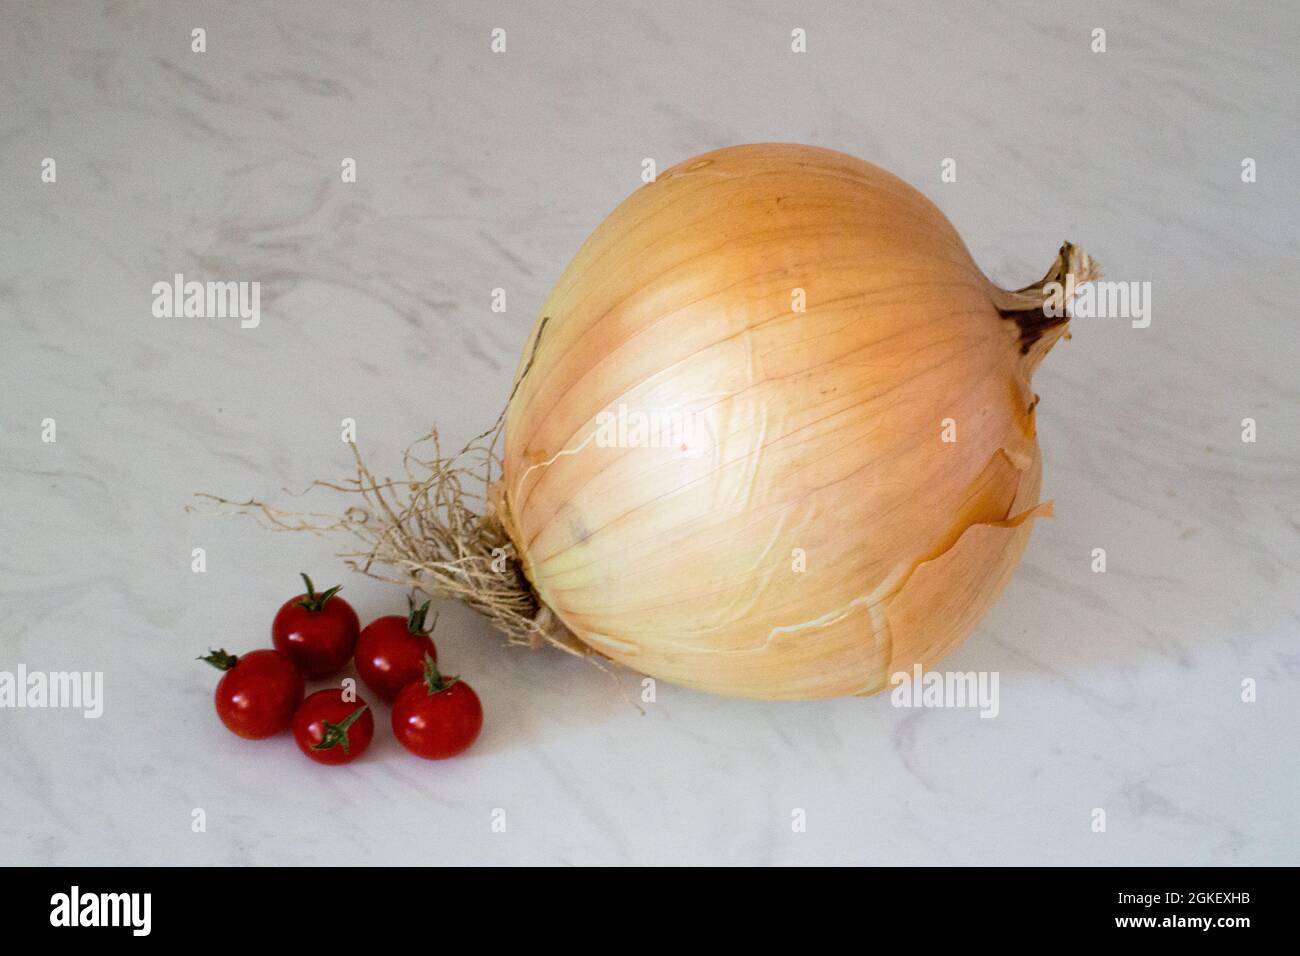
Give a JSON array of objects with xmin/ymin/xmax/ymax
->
[{"xmin": 497, "ymin": 143, "xmax": 1095, "ymax": 699}]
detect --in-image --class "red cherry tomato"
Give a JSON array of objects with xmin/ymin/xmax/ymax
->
[
  {"xmin": 202, "ymin": 648, "xmax": 303, "ymax": 740},
  {"xmin": 356, "ymin": 598, "xmax": 439, "ymax": 703},
  {"xmin": 392, "ymin": 654, "xmax": 483, "ymax": 760},
  {"xmin": 271, "ymin": 573, "xmax": 360, "ymax": 679},
  {"xmin": 292, "ymin": 689, "xmax": 375, "ymax": 765}
]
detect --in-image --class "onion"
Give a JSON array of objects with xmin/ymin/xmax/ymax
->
[
  {"xmin": 496, "ymin": 143, "xmax": 1097, "ymax": 699},
  {"xmin": 211, "ymin": 142, "xmax": 1097, "ymax": 701}
]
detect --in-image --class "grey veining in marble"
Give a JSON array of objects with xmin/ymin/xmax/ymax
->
[{"xmin": 1, "ymin": 1, "xmax": 1297, "ymax": 865}]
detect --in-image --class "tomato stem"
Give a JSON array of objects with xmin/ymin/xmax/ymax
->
[
  {"xmin": 200, "ymin": 648, "xmax": 238, "ymax": 671},
  {"xmin": 313, "ymin": 704, "xmax": 369, "ymax": 754},
  {"xmin": 406, "ymin": 596, "xmax": 436, "ymax": 635},
  {"xmin": 296, "ymin": 572, "xmax": 343, "ymax": 612},
  {"xmin": 422, "ymin": 652, "xmax": 458, "ymax": 694}
]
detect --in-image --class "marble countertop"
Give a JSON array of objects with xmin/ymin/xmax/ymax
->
[{"xmin": 2, "ymin": 1, "xmax": 1297, "ymax": 865}]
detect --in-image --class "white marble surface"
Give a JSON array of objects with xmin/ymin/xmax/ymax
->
[{"xmin": 2, "ymin": 1, "xmax": 1297, "ymax": 865}]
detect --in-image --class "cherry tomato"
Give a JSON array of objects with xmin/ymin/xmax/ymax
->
[
  {"xmin": 392, "ymin": 654, "xmax": 483, "ymax": 760},
  {"xmin": 292, "ymin": 689, "xmax": 375, "ymax": 765},
  {"xmin": 355, "ymin": 598, "xmax": 439, "ymax": 703},
  {"xmin": 202, "ymin": 648, "xmax": 303, "ymax": 740},
  {"xmin": 271, "ymin": 573, "xmax": 360, "ymax": 679}
]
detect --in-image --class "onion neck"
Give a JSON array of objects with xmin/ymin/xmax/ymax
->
[{"xmin": 992, "ymin": 241, "xmax": 1100, "ymax": 377}]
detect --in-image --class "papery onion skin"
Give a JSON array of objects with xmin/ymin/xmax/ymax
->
[{"xmin": 499, "ymin": 143, "xmax": 1087, "ymax": 700}]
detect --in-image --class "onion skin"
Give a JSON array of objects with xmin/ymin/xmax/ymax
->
[{"xmin": 501, "ymin": 143, "xmax": 1079, "ymax": 699}]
